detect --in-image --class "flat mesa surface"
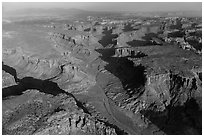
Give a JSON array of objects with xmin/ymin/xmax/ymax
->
[
  {"xmin": 129, "ymin": 45, "xmax": 201, "ymax": 76},
  {"xmin": 3, "ymin": 22, "xmax": 59, "ymax": 58}
]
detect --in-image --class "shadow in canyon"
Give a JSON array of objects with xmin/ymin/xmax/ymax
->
[
  {"xmin": 98, "ymin": 27, "xmax": 118, "ymax": 47},
  {"xmin": 96, "ymin": 27, "xmax": 148, "ymax": 97},
  {"xmin": 140, "ymin": 98, "xmax": 202, "ymax": 135},
  {"xmin": 2, "ymin": 63, "xmax": 130, "ymax": 135},
  {"xmin": 95, "ymin": 29, "xmax": 202, "ymax": 134},
  {"xmin": 95, "ymin": 47, "xmax": 147, "ymax": 98},
  {"xmin": 127, "ymin": 32, "xmax": 162, "ymax": 47},
  {"xmin": 167, "ymin": 30, "xmax": 185, "ymax": 38},
  {"xmin": 3, "ymin": 62, "xmax": 20, "ymax": 83},
  {"xmin": 127, "ymin": 40, "xmax": 150, "ymax": 47},
  {"xmin": 2, "ymin": 63, "xmax": 90, "ymax": 114},
  {"xmin": 123, "ymin": 23, "xmax": 140, "ymax": 32},
  {"xmin": 96, "ymin": 47, "xmax": 202, "ymax": 134},
  {"xmin": 105, "ymin": 57, "xmax": 146, "ymax": 97},
  {"xmin": 187, "ymin": 39, "xmax": 202, "ymax": 51}
]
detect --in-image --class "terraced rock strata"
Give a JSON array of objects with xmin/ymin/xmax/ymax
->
[{"xmin": 3, "ymin": 10, "xmax": 202, "ymax": 135}]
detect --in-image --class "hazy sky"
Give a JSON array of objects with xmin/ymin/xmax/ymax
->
[{"xmin": 3, "ymin": 2, "xmax": 202, "ymax": 12}]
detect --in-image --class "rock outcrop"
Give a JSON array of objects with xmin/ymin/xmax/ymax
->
[
  {"xmin": 2, "ymin": 89, "xmax": 117, "ymax": 135},
  {"xmin": 3, "ymin": 13, "xmax": 202, "ymax": 135},
  {"xmin": 3, "ymin": 47, "xmax": 95, "ymax": 94}
]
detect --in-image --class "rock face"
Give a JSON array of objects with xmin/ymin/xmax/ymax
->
[
  {"xmin": 2, "ymin": 89, "xmax": 117, "ymax": 135},
  {"xmin": 94, "ymin": 23, "xmax": 202, "ymax": 134},
  {"xmin": 3, "ymin": 47, "xmax": 95, "ymax": 94},
  {"xmin": 2, "ymin": 13, "xmax": 202, "ymax": 135}
]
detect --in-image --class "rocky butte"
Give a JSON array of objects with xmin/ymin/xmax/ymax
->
[{"xmin": 2, "ymin": 9, "xmax": 202, "ymax": 135}]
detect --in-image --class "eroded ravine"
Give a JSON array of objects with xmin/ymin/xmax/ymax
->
[{"xmin": 2, "ymin": 15, "xmax": 202, "ymax": 135}]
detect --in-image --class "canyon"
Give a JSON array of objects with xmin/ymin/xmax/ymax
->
[{"xmin": 2, "ymin": 9, "xmax": 202, "ymax": 135}]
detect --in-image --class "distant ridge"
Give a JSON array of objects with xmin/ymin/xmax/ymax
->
[
  {"xmin": 3, "ymin": 8, "xmax": 202, "ymax": 18},
  {"xmin": 124, "ymin": 10, "xmax": 202, "ymax": 17},
  {"xmin": 3, "ymin": 8, "xmax": 88, "ymax": 17}
]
